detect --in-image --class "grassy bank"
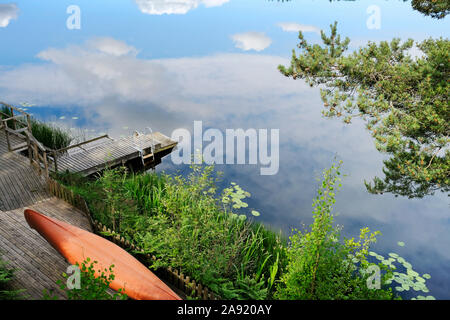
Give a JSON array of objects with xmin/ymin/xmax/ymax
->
[{"xmin": 54, "ymin": 162, "xmax": 433, "ymax": 300}]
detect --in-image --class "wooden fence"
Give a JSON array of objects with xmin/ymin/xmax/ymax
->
[
  {"xmin": 1, "ymin": 101, "xmax": 51, "ymax": 178},
  {"xmin": 46, "ymin": 177, "xmax": 219, "ymax": 300}
]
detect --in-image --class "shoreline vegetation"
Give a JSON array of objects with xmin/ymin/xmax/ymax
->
[{"xmin": 51, "ymin": 160, "xmax": 433, "ymax": 300}]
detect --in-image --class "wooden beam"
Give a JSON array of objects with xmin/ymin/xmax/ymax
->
[{"xmin": 55, "ymin": 134, "xmax": 110, "ymax": 154}]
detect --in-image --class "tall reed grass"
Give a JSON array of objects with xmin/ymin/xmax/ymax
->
[{"xmin": 0, "ymin": 105, "xmax": 73, "ymax": 150}]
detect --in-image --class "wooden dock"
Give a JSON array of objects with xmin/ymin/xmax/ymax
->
[
  {"xmin": 0, "ymin": 102, "xmax": 177, "ymax": 178},
  {"xmin": 0, "ymin": 197, "xmax": 93, "ymax": 299},
  {"xmin": 55, "ymin": 131, "xmax": 177, "ymax": 176},
  {"xmin": 0, "ymin": 130, "xmax": 49, "ymax": 211}
]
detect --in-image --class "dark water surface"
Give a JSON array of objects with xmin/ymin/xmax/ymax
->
[{"xmin": 1, "ymin": 0, "xmax": 448, "ymax": 298}]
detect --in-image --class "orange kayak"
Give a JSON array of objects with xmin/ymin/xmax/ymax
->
[{"xmin": 24, "ymin": 209, "xmax": 181, "ymax": 300}]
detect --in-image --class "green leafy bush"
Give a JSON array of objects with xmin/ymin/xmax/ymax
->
[
  {"xmin": 43, "ymin": 258, "xmax": 127, "ymax": 300},
  {"xmin": 275, "ymin": 161, "xmax": 396, "ymax": 300}
]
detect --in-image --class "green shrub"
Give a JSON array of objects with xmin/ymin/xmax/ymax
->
[
  {"xmin": 275, "ymin": 161, "xmax": 396, "ymax": 300},
  {"xmin": 43, "ymin": 258, "xmax": 127, "ymax": 300}
]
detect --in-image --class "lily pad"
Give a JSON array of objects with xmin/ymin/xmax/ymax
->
[
  {"xmin": 403, "ymin": 262, "xmax": 413, "ymax": 269},
  {"xmin": 251, "ymin": 210, "xmax": 260, "ymax": 217}
]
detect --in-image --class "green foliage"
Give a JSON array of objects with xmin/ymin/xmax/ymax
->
[
  {"xmin": 43, "ymin": 258, "xmax": 127, "ymax": 300},
  {"xmin": 410, "ymin": 0, "xmax": 449, "ymax": 19},
  {"xmin": 99, "ymin": 167, "xmax": 137, "ymax": 233},
  {"xmin": 30, "ymin": 119, "xmax": 73, "ymax": 150},
  {"xmin": 0, "ymin": 105, "xmax": 14, "ymax": 128},
  {"xmin": 0, "ymin": 255, "xmax": 24, "ymax": 300},
  {"xmin": 280, "ymin": 22, "xmax": 449, "ymax": 198},
  {"xmin": 275, "ymin": 161, "xmax": 396, "ymax": 300},
  {"xmin": 0, "ymin": 105, "xmax": 73, "ymax": 150}
]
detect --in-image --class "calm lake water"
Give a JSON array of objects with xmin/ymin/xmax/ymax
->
[{"xmin": 1, "ymin": 0, "xmax": 449, "ymax": 298}]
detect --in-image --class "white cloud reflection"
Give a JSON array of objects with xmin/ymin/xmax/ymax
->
[
  {"xmin": 135, "ymin": 0, "xmax": 229, "ymax": 15},
  {"xmin": 0, "ymin": 3, "xmax": 18, "ymax": 27},
  {"xmin": 231, "ymin": 32, "xmax": 272, "ymax": 51},
  {"xmin": 277, "ymin": 22, "xmax": 320, "ymax": 34}
]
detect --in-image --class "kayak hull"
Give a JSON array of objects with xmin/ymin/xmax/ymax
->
[{"xmin": 24, "ymin": 209, "xmax": 181, "ymax": 300}]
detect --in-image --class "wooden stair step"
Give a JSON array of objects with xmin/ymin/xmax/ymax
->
[{"xmin": 11, "ymin": 142, "xmax": 29, "ymax": 152}]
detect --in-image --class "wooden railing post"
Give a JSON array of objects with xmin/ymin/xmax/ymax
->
[
  {"xmin": 53, "ymin": 150, "xmax": 58, "ymax": 172},
  {"xmin": 33, "ymin": 143, "xmax": 41, "ymax": 174},
  {"xmin": 43, "ymin": 151, "xmax": 49, "ymax": 179},
  {"xmin": 25, "ymin": 132, "xmax": 32, "ymax": 165},
  {"xmin": 2, "ymin": 120, "xmax": 11, "ymax": 151},
  {"xmin": 26, "ymin": 114, "xmax": 31, "ymax": 132},
  {"xmin": 10, "ymin": 106, "xmax": 16, "ymax": 130}
]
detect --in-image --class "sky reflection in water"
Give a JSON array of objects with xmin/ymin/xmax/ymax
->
[{"xmin": 0, "ymin": 0, "xmax": 449, "ymax": 298}]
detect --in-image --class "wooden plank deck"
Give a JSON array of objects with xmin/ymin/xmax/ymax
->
[
  {"xmin": 0, "ymin": 197, "xmax": 93, "ymax": 300},
  {"xmin": 0, "ymin": 128, "xmax": 94, "ymax": 299},
  {"xmin": 0, "ymin": 130, "xmax": 50, "ymax": 211},
  {"xmin": 56, "ymin": 132, "xmax": 177, "ymax": 176}
]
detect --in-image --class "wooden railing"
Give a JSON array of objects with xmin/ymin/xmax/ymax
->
[
  {"xmin": 0, "ymin": 101, "xmax": 51, "ymax": 179},
  {"xmin": 46, "ymin": 177, "xmax": 220, "ymax": 300},
  {"xmin": 1, "ymin": 101, "xmax": 112, "ymax": 177}
]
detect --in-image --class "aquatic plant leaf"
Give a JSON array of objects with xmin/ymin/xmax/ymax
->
[
  {"xmin": 403, "ymin": 262, "xmax": 412, "ymax": 269},
  {"xmin": 416, "ymin": 277, "xmax": 426, "ymax": 283}
]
